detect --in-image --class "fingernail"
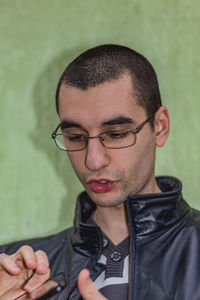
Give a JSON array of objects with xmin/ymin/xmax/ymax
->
[
  {"xmin": 84, "ymin": 273, "xmax": 90, "ymax": 283},
  {"xmin": 37, "ymin": 263, "xmax": 47, "ymax": 272}
]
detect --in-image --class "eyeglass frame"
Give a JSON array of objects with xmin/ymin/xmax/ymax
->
[{"xmin": 51, "ymin": 113, "xmax": 154, "ymax": 152}]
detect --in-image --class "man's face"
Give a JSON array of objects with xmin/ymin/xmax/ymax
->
[{"xmin": 58, "ymin": 74, "xmax": 158, "ymax": 208}]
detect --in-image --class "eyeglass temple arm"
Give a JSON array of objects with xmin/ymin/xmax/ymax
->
[
  {"xmin": 134, "ymin": 114, "xmax": 154, "ymax": 133},
  {"xmin": 51, "ymin": 123, "xmax": 62, "ymax": 138}
]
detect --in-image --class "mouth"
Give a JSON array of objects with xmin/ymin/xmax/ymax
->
[{"xmin": 87, "ymin": 178, "xmax": 115, "ymax": 193}]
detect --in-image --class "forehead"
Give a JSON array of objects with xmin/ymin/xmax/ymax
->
[{"xmin": 58, "ymin": 74, "xmax": 146, "ymax": 126}]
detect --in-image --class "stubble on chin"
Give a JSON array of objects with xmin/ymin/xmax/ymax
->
[{"xmin": 87, "ymin": 182, "xmax": 130, "ymax": 208}]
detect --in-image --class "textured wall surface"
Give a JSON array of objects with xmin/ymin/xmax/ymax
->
[{"xmin": 0, "ymin": 0, "xmax": 199, "ymax": 244}]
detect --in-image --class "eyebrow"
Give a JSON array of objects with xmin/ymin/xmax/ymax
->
[
  {"xmin": 60, "ymin": 115, "xmax": 135, "ymax": 130},
  {"xmin": 60, "ymin": 120, "xmax": 82, "ymax": 129},
  {"xmin": 101, "ymin": 116, "xmax": 135, "ymax": 126}
]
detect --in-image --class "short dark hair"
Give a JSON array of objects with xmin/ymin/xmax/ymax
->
[{"xmin": 55, "ymin": 44, "xmax": 162, "ymax": 126}]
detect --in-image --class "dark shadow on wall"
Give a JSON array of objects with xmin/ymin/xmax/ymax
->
[{"xmin": 30, "ymin": 47, "xmax": 87, "ymax": 232}]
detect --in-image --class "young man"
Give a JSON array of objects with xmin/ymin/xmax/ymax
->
[{"xmin": 0, "ymin": 45, "xmax": 200, "ymax": 300}]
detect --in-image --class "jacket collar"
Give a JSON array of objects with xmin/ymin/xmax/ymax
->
[
  {"xmin": 71, "ymin": 176, "xmax": 190, "ymax": 253},
  {"xmin": 71, "ymin": 192, "xmax": 102, "ymax": 257},
  {"xmin": 126, "ymin": 176, "xmax": 190, "ymax": 236}
]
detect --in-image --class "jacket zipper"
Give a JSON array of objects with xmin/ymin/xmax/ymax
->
[{"xmin": 126, "ymin": 199, "xmax": 136, "ymax": 300}]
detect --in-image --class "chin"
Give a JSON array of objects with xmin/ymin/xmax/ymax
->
[{"xmin": 89, "ymin": 191, "xmax": 126, "ymax": 208}]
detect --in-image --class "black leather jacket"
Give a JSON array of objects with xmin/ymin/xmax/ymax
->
[{"xmin": 1, "ymin": 176, "xmax": 200, "ymax": 300}]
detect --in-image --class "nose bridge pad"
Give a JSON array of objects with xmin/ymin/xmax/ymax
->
[
  {"xmin": 99, "ymin": 135, "xmax": 105, "ymax": 143},
  {"xmin": 84, "ymin": 136, "xmax": 89, "ymax": 147},
  {"xmin": 134, "ymin": 133, "xmax": 137, "ymax": 145}
]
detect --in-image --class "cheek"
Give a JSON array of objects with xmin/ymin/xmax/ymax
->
[
  {"xmin": 67, "ymin": 153, "xmax": 84, "ymax": 175},
  {"xmin": 121, "ymin": 137, "xmax": 156, "ymax": 175},
  {"xmin": 134, "ymin": 138, "xmax": 156, "ymax": 178},
  {"xmin": 111, "ymin": 149, "xmax": 136, "ymax": 178}
]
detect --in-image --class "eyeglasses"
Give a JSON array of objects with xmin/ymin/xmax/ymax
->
[{"xmin": 51, "ymin": 114, "xmax": 154, "ymax": 152}]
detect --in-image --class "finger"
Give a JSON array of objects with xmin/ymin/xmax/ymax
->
[
  {"xmin": 0, "ymin": 254, "xmax": 21, "ymax": 275},
  {"xmin": 27, "ymin": 279, "xmax": 58, "ymax": 299},
  {"xmin": 0, "ymin": 288, "xmax": 25, "ymax": 300},
  {"xmin": 15, "ymin": 245, "xmax": 37, "ymax": 270},
  {"xmin": 35, "ymin": 250, "xmax": 49, "ymax": 275},
  {"xmin": 24, "ymin": 267, "xmax": 50, "ymax": 292},
  {"xmin": 78, "ymin": 269, "xmax": 107, "ymax": 300}
]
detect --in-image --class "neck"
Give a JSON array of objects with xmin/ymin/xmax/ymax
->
[
  {"xmin": 93, "ymin": 203, "xmax": 129, "ymax": 245},
  {"xmin": 93, "ymin": 178, "xmax": 162, "ymax": 245}
]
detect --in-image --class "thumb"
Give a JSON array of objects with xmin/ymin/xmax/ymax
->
[{"xmin": 78, "ymin": 269, "xmax": 107, "ymax": 300}]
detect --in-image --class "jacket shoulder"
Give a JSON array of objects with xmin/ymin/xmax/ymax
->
[
  {"xmin": 0, "ymin": 227, "xmax": 73, "ymax": 255},
  {"xmin": 185, "ymin": 207, "xmax": 200, "ymax": 231}
]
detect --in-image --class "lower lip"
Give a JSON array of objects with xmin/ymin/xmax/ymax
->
[{"xmin": 89, "ymin": 181, "xmax": 115, "ymax": 193}]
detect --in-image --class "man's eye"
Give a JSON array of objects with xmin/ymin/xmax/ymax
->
[
  {"xmin": 106, "ymin": 132, "xmax": 129, "ymax": 139},
  {"xmin": 65, "ymin": 134, "xmax": 84, "ymax": 142}
]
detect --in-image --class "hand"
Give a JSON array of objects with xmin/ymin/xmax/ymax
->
[
  {"xmin": 78, "ymin": 269, "xmax": 107, "ymax": 300},
  {"xmin": 0, "ymin": 245, "xmax": 50, "ymax": 299}
]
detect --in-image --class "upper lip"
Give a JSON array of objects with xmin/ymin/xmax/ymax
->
[{"xmin": 87, "ymin": 178, "xmax": 114, "ymax": 184}]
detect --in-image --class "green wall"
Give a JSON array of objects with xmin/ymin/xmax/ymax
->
[{"xmin": 0, "ymin": 0, "xmax": 200, "ymax": 244}]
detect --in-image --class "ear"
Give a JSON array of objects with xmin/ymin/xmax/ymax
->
[{"xmin": 154, "ymin": 106, "xmax": 170, "ymax": 147}]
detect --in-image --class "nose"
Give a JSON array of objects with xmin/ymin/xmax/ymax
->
[{"xmin": 85, "ymin": 137, "xmax": 110, "ymax": 171}]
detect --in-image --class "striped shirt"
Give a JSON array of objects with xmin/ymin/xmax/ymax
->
[{"xmin": 94, "ymin": 233, "xmax": 129, "ymax": 299}]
